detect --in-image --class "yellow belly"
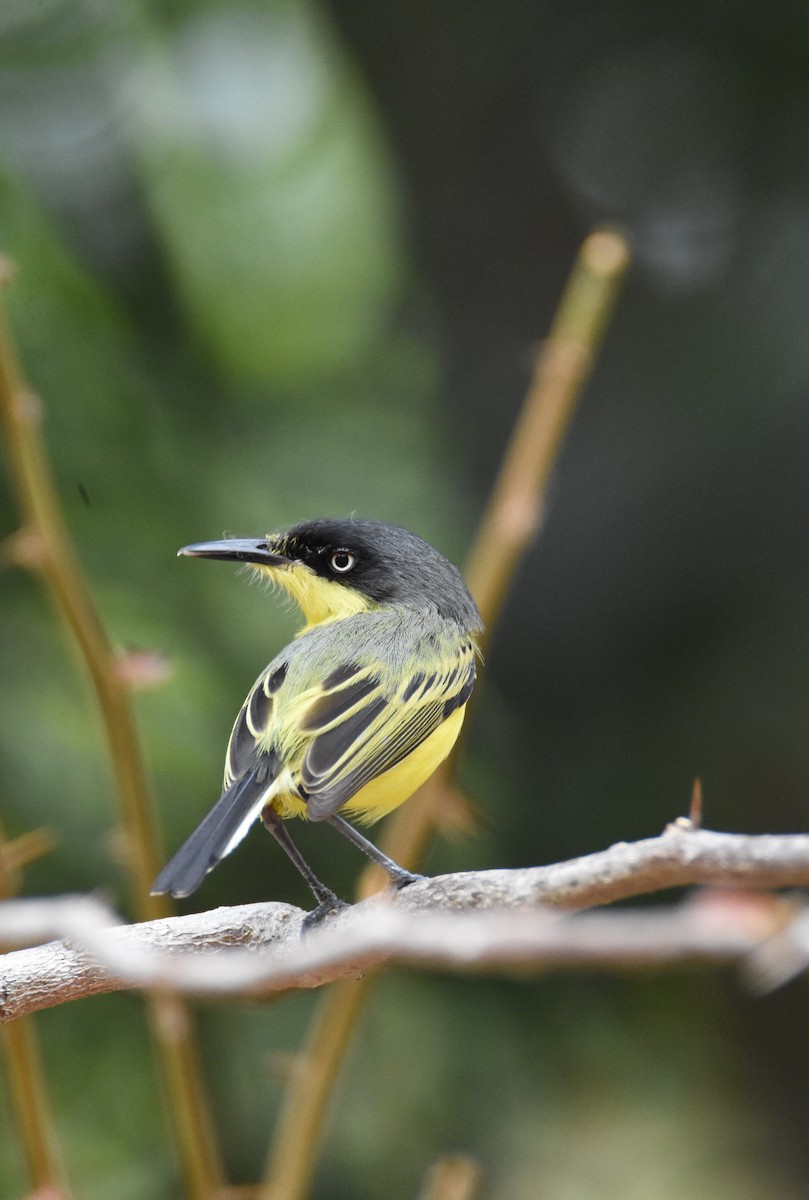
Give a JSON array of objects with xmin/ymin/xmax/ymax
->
[{"xmin": 273, "ymin": 704, "xmax": 466, "ymax": 824}]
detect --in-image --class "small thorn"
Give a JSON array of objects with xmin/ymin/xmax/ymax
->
[
  {"xmin": 14, "ymin": 389, "xmax": 43, "ymax": 425},
  {"xmin": 582, "ymin": 227, "xmax": 632, "ymax": 277},
  {"xmin": 665, "ymin": 778, "xmax": 704, "ymax": 834},
  {"xmin": 0, "ymin": 254, "xmax": 17, "ymax": 286},
  {"xmin": 105, "ymin": 827, "xmax": 131, "ymax": 869},
  {"xmin": 433, "ymin": 782, "xmax": 479, "ymax": 838},
  {"xmin": 0, "ymin": 527, "xmax": 47, "ymax": 570},
  {"xmin": 264, "ymin": 1051, "xmax": 303, "ymax": 1085},
  {"xmin": 419, "ymin": 1153, "xmax": 484, "ymax": 1200},
  {"xmin": 114, "ymin": 647, "xmax": 175, "ymax": 691},
  {"xmin": 690, "ymin": 777, "xmax": 703, "ymax": 828}
]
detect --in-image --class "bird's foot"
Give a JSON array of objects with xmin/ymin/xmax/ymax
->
[
  {"xmin": 301, "ymin": 892, "xmax": 349, "ymax": 936},
  {"xmin": 388, "ymin": 868, "xmax": 427, "ymax": 891}
]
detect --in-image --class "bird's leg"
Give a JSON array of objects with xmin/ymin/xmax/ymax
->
[
  {"xmin": 261, "ymin": 806, "xmax": 347, "ymax": 928},
  {"xmin": 326, "ymin": 814, "xmax": 426, "ymax": 889}
]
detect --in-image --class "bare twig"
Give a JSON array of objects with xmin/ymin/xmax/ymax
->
[
  {"xmin": 0, "ymin": 828, "xmax": 56, "ymax": 882},
  {"xmin": 0, "ymin": 266, "xmax": 164, "ymax": 915},
  {"xmin": 0, "ymin": 262, "xmax": 224, "ymax": 1199},
  {"xmin": 260, "ymin": 975, "xmax": 367, "ymax": 1200},
  {"xmin": 3, "ymin": 826, "xmax": 809, "ymax": 1020},
  {"xmin": 464, "ymin": 226, "xmax": 630, "ymax": 642},
  {"xmin": 379, "ymin": 227, "xmax": 631, "ymax": 869},
  {"xmin": 262, "ymin": 227, "xmax": 631, "ymax": 1200}
]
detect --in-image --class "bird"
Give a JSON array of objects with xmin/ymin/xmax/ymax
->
[{"xmin": 152, "ymin": 517, "xmax": 482, "ymax": 923}]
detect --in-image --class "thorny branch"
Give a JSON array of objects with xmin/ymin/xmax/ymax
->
[
  {"xmin": 0, "ymin": 258, "xmax": 224, "ymax": 1198},
  {"xmin": 3, "ymin": 824, "xmax": 809, "ymax": 1021}
]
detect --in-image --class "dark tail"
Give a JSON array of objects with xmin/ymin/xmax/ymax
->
[{"xmin": 152, "ymin": 766, "xmax": 271, "ymax": 898}]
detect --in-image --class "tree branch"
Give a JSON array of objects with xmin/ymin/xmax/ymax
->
[
  {"xmin": 3, "ymin": 825, "xmax": 809, "ymax": 1021},
  {"xmin": 0, "ymin": 260, "xmax": 224, "ymax": 1197},
  {"xmin": 413, "ymin": 822, "xmax": 809, "ymax": 909}
]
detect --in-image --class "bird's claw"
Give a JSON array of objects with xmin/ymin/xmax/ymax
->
[
  {"xmin": 301, "ymin": 893, "xmax": 349, "ymax": 936},
  {"xmin": 389, "ymin": 869, "xmax": 426, "ymax": 891}
]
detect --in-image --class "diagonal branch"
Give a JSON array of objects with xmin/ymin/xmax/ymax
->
[{"xmin": 4, "ymin": 825, "xmax": 809, "ymax": 1021}]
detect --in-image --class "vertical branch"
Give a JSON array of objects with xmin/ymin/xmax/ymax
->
[
  {"xmin": 0, "ymin": 259, "xmax": 164, "ymax": 913},
  {"xmin": 261, "ymin": 981, "xmax": 368, "ymax": 1200},
  {"xmin": 261, "ymin": 228, "xmax": 630, "ymax": 1200},
  {"xmin": 0, "ymin": 818, "xmax": 69, "ymax": 1198},
  {"xmin": 381, "ymin": 226, "xmax": 631, "ymax": 864},
  {"xmin": 2, "ymin": 1021, "xmax": 69, "ymax": 1199},
  {"xmin": 465, "ymin": 227, "xmax": 630, "ymax": 643},
  {"xmin": 0, "ymin": 260, "xmax": 224, "ymax": 1199}
]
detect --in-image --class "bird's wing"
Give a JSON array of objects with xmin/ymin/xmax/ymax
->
[
  {"xmin": 153, "ymin": 629, "xmax": 476, "ymax": 898},
  {"xmin": 223, "ymin": 659, "xmax": 289, "ymax": 790},
  {"xmin": 152, "ymin": 751, "xmax": 278, "ymax": 898},
  {"xmin": 295, "ymin": 645, "xmax": 476, "ymax": 820}
]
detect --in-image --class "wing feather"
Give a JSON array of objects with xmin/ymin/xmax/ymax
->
[
  {"xmin": 156, "ymin": 624, "xmax": 476, "ymax": 897},
  {"xmin": 222, "ymin": 637, "xmax": 475, "ymax": 825},
  {"xmin": 299, "ymin": 671, "xmax": 382, "ymax": 733},
  {"xmin": 299, "ymin": 648, "xmax": 476, "ymax": 821},
  {"xmin": 152, "ymin": 752, "xmax": 278, "ymax": 898}
]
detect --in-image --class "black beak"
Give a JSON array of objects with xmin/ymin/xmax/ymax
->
[{"xmin": 177, "ymin": 538, "xmax": 290, "ymax": 567}]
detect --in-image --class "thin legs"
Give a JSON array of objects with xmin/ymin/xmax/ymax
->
[
  {"xmin": 326, "ymin": 814, "xmax": 425, "ymax": 889},
  {"xmin": 261, "ymin": 805, "xmax": 345, "ymax": 924},
  {"xmin": 261, "ymin": 806, "xmax": 425, "ymax": 930}
]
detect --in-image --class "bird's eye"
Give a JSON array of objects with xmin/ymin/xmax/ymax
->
[{"xmin": 330, "ymin": 549, "xmax": 355, "ymax": 574}]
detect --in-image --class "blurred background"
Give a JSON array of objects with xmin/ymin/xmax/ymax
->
[{"xmin": 2, "ymin": 0, "xmax": 809, "ymax": 1196}]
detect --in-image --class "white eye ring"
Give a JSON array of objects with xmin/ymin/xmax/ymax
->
[{"xmin": 330, "ymin": 549, "xmax": 355, "ymax": 573}]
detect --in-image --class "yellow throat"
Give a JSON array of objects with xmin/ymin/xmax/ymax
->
[{"xmin": 253, "ymin": 561, "xmax": 376, "ymax": 629}]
